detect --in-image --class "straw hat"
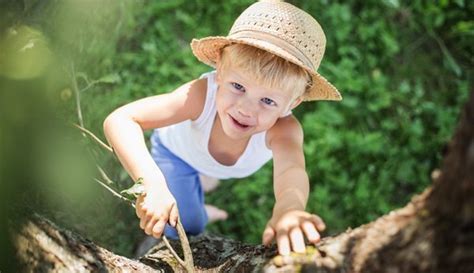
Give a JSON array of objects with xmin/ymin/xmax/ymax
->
[{"xmin": 191, "ymin": 0, "xmax": 341, "ymax": 101}]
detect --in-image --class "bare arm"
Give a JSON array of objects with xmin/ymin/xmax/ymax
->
[
  {"xmin": 268, "ymin": 116, "xmax": 309, "ymax": 220},
  {"xmin": 103, "ymin": 78, "xmax": 206, "ymax": 191},
  {"xmin": 263, "ymin": 116, "xmax": 325, "ymax": 255},
  {"xmin": 103, "ymin": 78, "xmax": 207, "ymax": 236}
]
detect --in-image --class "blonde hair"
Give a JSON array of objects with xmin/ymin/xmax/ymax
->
[{"xmin": 217, "ymin": 44, "xmax": 310, "ymax": 101}]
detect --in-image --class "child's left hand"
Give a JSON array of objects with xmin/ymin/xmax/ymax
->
[{"xmin": 262, "ymin": 210, "xmax": 326, "ymax": 256}]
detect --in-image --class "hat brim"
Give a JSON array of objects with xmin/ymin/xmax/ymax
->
[{"xmin": 191, "ymin": 36, "xmax": 342, "ymax": 101}]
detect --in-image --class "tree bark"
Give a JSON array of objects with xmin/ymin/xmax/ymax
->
[
  {"xmin": 10, "ymin": 91, "xmax": 474, "ymax": 272},
  {"xmin": 12, "ymin": 213, "xmax": 158, "ymax": 272}
]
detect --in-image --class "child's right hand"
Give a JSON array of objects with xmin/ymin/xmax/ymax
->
[{"xmin": 135, "ymin": 189, "xmax": 179, "ymax": 238}]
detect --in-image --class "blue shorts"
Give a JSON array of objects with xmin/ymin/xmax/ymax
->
[{"xmin": 150, "ymin": 133, "xmax": 208, "ymax": 239}]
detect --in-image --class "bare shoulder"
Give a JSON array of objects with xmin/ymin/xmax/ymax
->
[
  {"xmin": 175, "ymin": 77, "xmax": 208, "ymax": 121},
  {"xmin": 266, "ymin": 115, "xmax": 304, "ymax": 150},
  {"xmin": 109, "ymin": 77, "xmax": 209, "ymax": 130}
]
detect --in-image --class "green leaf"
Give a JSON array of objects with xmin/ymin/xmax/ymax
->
[
  {"xmin": 96, "ymin": 73, "xmax": 121, "ymax": 84},
  {"xmin": 120, "ymin": 178, "xmax": 145, "ymax": 201}
]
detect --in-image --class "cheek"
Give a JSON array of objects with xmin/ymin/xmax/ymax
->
[
  {"xmin": 258, "ymin": 111, "xmax": 281, "ymax": 127},
  {"xmin": 216, "ymin": 88, "xmax": 237, "ymax": 109}
]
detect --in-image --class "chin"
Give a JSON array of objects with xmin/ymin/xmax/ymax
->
[{"xmin": 223, "ymin": 127, "xmax": 252, "ymax": 140}]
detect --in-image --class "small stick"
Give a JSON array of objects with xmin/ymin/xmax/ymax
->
[
  {"xmin": 176, "ymin": 218, "xmax": 194, "ymax": 272},
  {"xmin": 74, "ymin": 123, "xmax": 114, "ymax": 153},
  {"xmin": 94, "ymin": 178, "xmax": 191, "ymax": 269},
  {"xmin": 70, "ymin": 63, "xmax": 85, "ymax": 129},
  {"xmin": 97, "ymin": 165, "xmax": 114, "ymax": 185},
  {"xmin": 163, "ymin": 236, "xmax": 187, "ymax": 268},
  {"xmin": 95, "ymin": 179, "xmax": 133, "ymax": 206}
]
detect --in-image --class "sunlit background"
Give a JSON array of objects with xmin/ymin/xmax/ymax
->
[{"xmin": 1, "ymin": 0, "xmax": 472, "ymax": 271}]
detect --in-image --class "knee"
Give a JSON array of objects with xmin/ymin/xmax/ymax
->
[
  {"xmin": 164, "ymin": 209, "xmax": 207, "ymax": 238},
  {"xmin": 180, "ymin": 212, "xmax": 207, "ymax": 235}
]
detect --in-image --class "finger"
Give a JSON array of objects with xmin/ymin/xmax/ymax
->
[
  {"xmin": 289, "ymin": 228, "xmax": 306, "ymax": 253},
  {"xmin": 262, "ymin": 225, "xmax": 275, "ymax": 245},
  {"xmin": 152, "ymin": 218, "xmax": 167, "ymax": 238},
  {"xmin": 135, "ymin": 195, "xmax": 145, "ymax": 218},
  {"xmin": 140, "ymin": 208, "xmax": 154, "ymax": 230},
  {"xmin": 139, "ymin": 211, "xmax": 148, "ymax": 230},
  {"xmin": 135, "ymin": 206, "xmax": 142, "ymax": 218},
  {"xmin": 145, "ymin": 215, "xmax": 159, "ymax": 235},
  {"xmin": 169, "ymin": 204, "xmax": 179, "ymax": 227},
  {"xmin": 301, "ymin": 221, "xmax": 321, "ymax": 244},
  {"xmin": 276, "ymin": 232, "xmax": 291, "ymax": 256},
  {"xmin": 311, "ymin": 214, "xmax": 326, "ymax": 231}
]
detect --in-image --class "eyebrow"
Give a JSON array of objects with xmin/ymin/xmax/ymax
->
[
  {"xmin": 227, "ymin": 69, "xmax": 289, "ymax": 103},
  {"xmin": 227, "ymin": 70, "xmax": 248, "ymax": 85}
]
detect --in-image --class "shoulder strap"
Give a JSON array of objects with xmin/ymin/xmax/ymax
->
[{"xmin": 194, "ymin": 71, "xmax": 217, "ymax": 127}]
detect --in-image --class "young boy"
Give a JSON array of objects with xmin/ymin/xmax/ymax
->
[{"xmin": 103, "ymin": 0, "xmax": 341, "ymax": 256}]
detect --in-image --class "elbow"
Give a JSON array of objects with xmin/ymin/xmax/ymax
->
[
  {"xmin": 103, "ymin": 110, "xmax": 144, "ymax": 139},
  {"xmin": 103, "ymin": 114, "xmax": 114, "ymax": 143},
  {"xmin": 103, "ymin": 110, "xmax": 125, "ymax": 139},
  {"xmin": 103, "ymin": 113, "xmax": 114, "ymax": 136}
]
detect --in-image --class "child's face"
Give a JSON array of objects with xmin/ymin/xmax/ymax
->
[{"xmin": 216, "ymin": 66, "xmax": 299, "ymax": 141}]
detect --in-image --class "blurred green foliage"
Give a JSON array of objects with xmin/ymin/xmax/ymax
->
[{"xmin": 1, "ymin": 0, "xmax": 472, "ymax": 259}]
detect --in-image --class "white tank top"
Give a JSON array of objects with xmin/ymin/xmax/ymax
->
[{"xmin": 153, "ymin": 71, "xmax": 273, "ymax": 179}]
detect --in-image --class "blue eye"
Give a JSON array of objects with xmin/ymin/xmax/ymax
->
[
  {"xmin": 232, "ymin": 82, "xmax": 245, "ymax": 92},
  {"xmin": 261, "ymin": 97, "xmax": 276, "ymax": 106}
]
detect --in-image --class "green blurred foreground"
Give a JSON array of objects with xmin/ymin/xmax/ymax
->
[{"xmin": 0, "ymin": 0, "xmax": 472, "ymax": 264}]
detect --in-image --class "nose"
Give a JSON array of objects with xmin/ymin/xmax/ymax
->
[{"xmin": 236, "ymin": 96, "xmax": 255, "ymax": 118}]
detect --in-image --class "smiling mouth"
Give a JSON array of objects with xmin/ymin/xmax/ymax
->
[{"xmin": 230, "ymin": 115, "xmax": 250, "ymax": 128}]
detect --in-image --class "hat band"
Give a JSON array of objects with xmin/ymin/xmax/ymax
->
[{"xmin": 229, "ymin": 30, "xmax": 315, "ymax": 71}]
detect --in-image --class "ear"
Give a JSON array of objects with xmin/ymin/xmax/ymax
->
[
  {"xmin": 215, "ymin": 55, "xmax": 222, "ymax": 83},
  {"xmin": 216, "ymin": 69, "xmax": 222, "ymax": 84},
  {"xmin": 289, "ymin": 96, "xmax": 303, "ymax": 110},
  {"xmin": 214, "ymin": 50, "xmax": 223, "ymax": 74}
]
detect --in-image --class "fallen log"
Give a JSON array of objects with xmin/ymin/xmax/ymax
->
[{"xmin": 10, "ymin": 91, "xmax": 474, "ymax": 272}]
